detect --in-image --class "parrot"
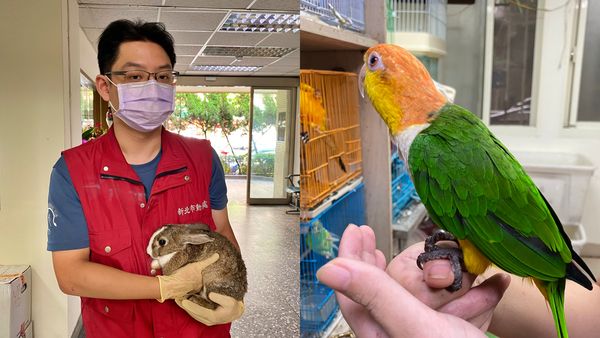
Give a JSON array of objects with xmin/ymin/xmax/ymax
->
[
  {"xmin": 305, "ymin": 220, "xmax": 340, "ymax": 259},
  {"xmin": 300, "ymin": 83, "xmax": 328, "ymax": 133},
  {"xmin": 358, "ymin": 44, "xmax": 595, "ymax": 338},
  {"xmin": 300, "ymin": 82, "xmax": 347, "ymax": 172}
]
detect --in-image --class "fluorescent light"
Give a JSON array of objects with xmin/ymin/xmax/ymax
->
[
  {"xmin": 192, "ymin": 65, "xmax": 262, "ymax": 72},
  {"xmin": 203, "ymin": 46, "xmax": 296, "ymax": 58},
  {"xmin": 221, "ymin": 12, "xmax": 299, "ymax": 33}
]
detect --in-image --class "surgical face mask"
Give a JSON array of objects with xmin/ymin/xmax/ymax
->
[{"xmin": 106, "ymin": 77, "xmax": 175, "ymax": 132}]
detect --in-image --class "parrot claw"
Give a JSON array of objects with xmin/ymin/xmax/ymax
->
[{"xmin": 416, "ymin": 230, "xmax": 465, "ymax": 292}]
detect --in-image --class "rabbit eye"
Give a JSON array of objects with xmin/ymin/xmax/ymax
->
[{"xmin": 158, "ymin": 238, "xmax": 167, "ymax": 246}]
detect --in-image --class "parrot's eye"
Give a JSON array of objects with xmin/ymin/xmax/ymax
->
[
  {"xmin": 158, "ymin": 238, "xmax": 167, "ymax": 246},
  {"xmin": 367, "ymin": 51, "xmax": 383, "ymax": 71}
]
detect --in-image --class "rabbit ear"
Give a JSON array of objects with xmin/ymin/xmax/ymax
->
[
  {"xmin": 187, "ymin": 223, "xmax": 211, "ymax": 231},
  {"xmin": 181, "ymin": 233, "xmax": 214, "ymax": 245}
]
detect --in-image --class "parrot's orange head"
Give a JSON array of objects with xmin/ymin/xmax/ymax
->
[{"xmin": 359, "ymin": 44, "xmax": 447, "ymax": 135}]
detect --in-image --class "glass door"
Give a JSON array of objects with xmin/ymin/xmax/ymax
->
[{"xmin": 247, "ymin": 87, "xmax": 296, "ymax": 204}]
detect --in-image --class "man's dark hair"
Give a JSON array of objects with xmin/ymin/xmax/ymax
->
[{"xmin": 97, "ymin": 19, "xmax": 176, "ymax": 74}]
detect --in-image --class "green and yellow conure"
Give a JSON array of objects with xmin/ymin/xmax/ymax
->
[{"xmin": 359, "ymin": 43, "xmax": 596, "ymax": 338}]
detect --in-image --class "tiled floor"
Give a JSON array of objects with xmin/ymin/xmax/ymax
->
[{"xmin": 226, "ymin": 178, "xmax": 300, "ymax": 337}]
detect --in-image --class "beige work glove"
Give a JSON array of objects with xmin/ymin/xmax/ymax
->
[
  {"xmin": 156, "ymin": 253, "xmax": 219, "ymax": 303},
  {"xmin": 175, "ymin": 293, "xmax": 245, "ymax": 326}
]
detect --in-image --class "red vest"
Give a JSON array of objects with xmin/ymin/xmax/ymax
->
[{"xmin": 63, "ymin": 127, "xmax": 230, "ymax": 338}]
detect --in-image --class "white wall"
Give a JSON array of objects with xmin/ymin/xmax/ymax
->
[{"xmin": 0, "ymin": 0, "xmax": 74, "ymax": 336}]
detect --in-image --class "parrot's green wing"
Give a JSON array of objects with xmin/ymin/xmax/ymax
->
[{"xmin": 408, "ymin": 104, "xmax": 571, "ymax": 281}]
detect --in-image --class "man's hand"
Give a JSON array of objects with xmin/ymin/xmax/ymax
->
[
  {"xmin": 175, "ymin": 293, "xmax": 244, "ymax": 325},
  {"xmin": 157, "ymin": 253, "xmax": 219, "ymax": 302},
  {"xmin": 388, "ymin": 243, "xmax": 511, "ymax": 332},
  {"xmin": 317, "ymin": 225, "xmax": 509, "ymax": 337}
]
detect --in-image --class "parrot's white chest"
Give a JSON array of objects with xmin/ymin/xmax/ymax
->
[{"xmin": 392, "ymin": 123, "xmax": 430, "ymax": 166}]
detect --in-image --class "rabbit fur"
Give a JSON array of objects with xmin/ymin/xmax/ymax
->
[{"xmin": 147, "ymin": 223, "xmax": 247, "ymax": 310}]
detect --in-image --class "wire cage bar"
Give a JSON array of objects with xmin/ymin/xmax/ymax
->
[
  {"xmin": 300, "ymin": 183, "xmax": 366, "ymax": 335},
  {"xmin": 300, "ymin": 70, "xmax": 363, "ymax": 210},
  {"xmin": 300, "ymin": 0, "xmax": 366, "ymax": 32},
  {"xmin": 386, "ymin": 0, "xmax": 447, "ymax": 40},
  {"xmin": 391, "ymin": 152, "xmax": 416, "ymax": 223}
]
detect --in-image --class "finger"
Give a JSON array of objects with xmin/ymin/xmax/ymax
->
[
  {"xmin": 334, "ymin": 290, "xmax": 388, "ymax": 338},
  {"xmin": 438, "ymin": 273, "xmax": 511, "ymax": 321},
  {"xmin": 180, "ymin": 298, "xmax": 206, "ymax": 312},
  {"xmin": 423, "ymin": 260, "xmax": 456, "ymax": 289},
  {"xmin": 188, "ymin": 253, "xmax": 220, "ymax": 271},
  {"xmin": 387, "ymin": 255, "xmax": 476, "ymax": 310},
  {"xmin": 338, "ymin": 224, "xmax": 363, "ymax": 258},
  {"xmin": 317, "ymin": 257, "xmax": 437, "ymax": 337},
  {"xmin": 375, "ymin": 249, "xmax": 386, "ymax": 270},
  {"xmin": 203, "ymin": 253, "xmax": 220, "ymax": 265},
  {"xmin": 208, "ymin": 292, "xmax": 236, "ymax": 306},
  {"xmin": 357, "ymin": 226, "xmax": 380, "ymax": 266}
]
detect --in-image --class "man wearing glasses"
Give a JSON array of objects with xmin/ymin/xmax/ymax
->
[{"xmin": 47, "ymin": 20, "xmax": 243, "ymax": 337}]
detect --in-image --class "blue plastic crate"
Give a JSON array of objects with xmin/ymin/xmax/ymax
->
[
  {"xmin": 301, "ymin": 0, "xmax": 365, "ymax": 32},
  {"xmin": 300, "ymin": 182, "xmax": 366, "ymax": 335}
]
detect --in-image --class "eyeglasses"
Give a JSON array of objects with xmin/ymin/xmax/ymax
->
[{"xmin": 104, "ymin": 70, "xmax": 179, "ymax": 84}]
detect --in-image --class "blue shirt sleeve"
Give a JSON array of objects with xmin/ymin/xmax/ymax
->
[
  {"xmin": 209, "ymin": 148, "xmax": 228, "ymax": 210},
  {"xmin": 47, "ymin": 156, "xmax": 90, "ymax": 251}
]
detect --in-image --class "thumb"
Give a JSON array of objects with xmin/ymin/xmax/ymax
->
[
  {"xmin": 208, "ymin": 292, "xmax": 237, "ymax": 306},
  {"xmin": 192, "ymin": 253, "xmax": 220, "ymax": 271},
  {"xmin": 317, "ymin": 258, "xmax": 437, "ymax": 337}
]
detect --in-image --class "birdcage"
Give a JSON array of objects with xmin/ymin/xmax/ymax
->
[
  {"xmin": 386, "ymin": 0, "xmax": 448, "ymax": 57},
  {"xmin": 300, "ymin": 70, "xmax": 363, "ymax": 210},
  {"xmin": 300, "ymin": 182, "xmax": 366, "ymax": 336},
  {"xmin": 391, "ymin": 152, "xmax": 416, "ymax": 223},
  {"xmin": 300, "ymin": 0, "xmax": 365, "ymax": 32}
]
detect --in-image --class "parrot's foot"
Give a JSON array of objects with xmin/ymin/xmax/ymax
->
[{"xmin": 416, "ymin": 230, "xmax": 465, "ymax": 292}]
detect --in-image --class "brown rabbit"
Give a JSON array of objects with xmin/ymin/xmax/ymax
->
[{"xmin": 147, "ymin": 223, "xmax": 247, "ymax": 310}]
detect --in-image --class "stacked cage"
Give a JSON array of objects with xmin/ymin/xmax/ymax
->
[
  {"xmin": 300, "ymin": 70, "xmax": 363, "ymax": 210},
  {"xmin": 391, "ymin": 152, "xmax": 417, "ymax": 223},
  {"xmin": 386, "ymin": 0, "xmax": 448, "ymax": 69},
  {"xmin": 300, "ymin": 0, "xmax": 365, "ymax": 32},
  {"xmin": 300, "ymin": 183, "xmax": 366, "ymax": 335}
]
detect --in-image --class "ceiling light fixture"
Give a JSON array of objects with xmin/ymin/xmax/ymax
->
[
  {"xmin": 221, "ymin": 12, "xmax": 300, "ymax": 33},
  {"xmin": 203, "ymin": 46, "xmax": 296, "ymax": 58},
  {"xmin": 192, "ymin": 65, "xmax": 262, "ymax": 72}
]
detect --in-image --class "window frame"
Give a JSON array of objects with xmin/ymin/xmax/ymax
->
[
  {"xmin": 566, "ymin": 0, "xmax": 600, "ymax": 129},
  {"xmin": 482, "ymin": 0, "xmax": 542, "ymax": 132}
]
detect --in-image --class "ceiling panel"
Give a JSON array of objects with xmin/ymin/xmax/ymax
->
[
  {"xmin": 78, "ymin": 2, "xmax": 299, "ymax": 77},
  {"xmin": 232, "ymin": 57, "xmax": 278, "ymax": 66},
  {"xmin": 266, "ymin": 49, "xmax": 299, "ymax": 66},
  {"xmin": 165, "ymin": 0, "xmax": 254, "ymax": 9},
  {"xmin": 257, "ymin": 32, "xmax": 299, "ymax": 48},
  {"xmin": 174, "ymin": 45, "xmax": 203, "ymax": 56},
  {"xmin": 79, "ymin": 8, "xmax": 158, "ymax": 29},
  {"xmin": 160, "ymin": 10, "xmax": 228, "ymax": 31},
  {"xmin": 192, "ymin": 56, "xmax": 237, "ymax": 66},
  {"xmin": 249, "ymin": 0, "xmax": 299, "ymax": 11},
  {"xmin": 170, "ymin": 31, "xmax": 212, "ymax": 45},
  {"xmin": 78, "ymin": 0, "xmax": 163, "ymax": 5},
  {"xmin": 208, "ymin": 32, "xmax": 268, "ymax": 46},
  {"xmin": 175, "ymin": 55, "xmax": 195, "ymax": 66}
]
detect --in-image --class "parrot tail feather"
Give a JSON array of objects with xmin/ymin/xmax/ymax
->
[
  {"xmin": 566, "ymin": 260, "xmax": 594, "ymax": 290},
  {"xmin": 547, "ymin": 279, "xmax": 568, "ymax": 338}
]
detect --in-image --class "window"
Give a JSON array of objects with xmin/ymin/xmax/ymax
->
[
  {"xmin": 573, "ymin": 0, "xmax": 600, "ymax": 123},
  {"xmin": 489, "ymin": 1, "xmax": 538, "ymax": 126},
  {"xmin": 80, "ymin": 73, "xmax": 94, "ymax": 129}
]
